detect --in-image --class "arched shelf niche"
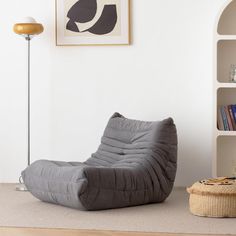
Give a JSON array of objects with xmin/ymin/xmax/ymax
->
[
  {"xmin": 218, "ymin": 0, "xmax": 236, "ymax": 35},
  {"xmin": 214, "ymin": 0, "xmax": 236, "ymax": 177}
]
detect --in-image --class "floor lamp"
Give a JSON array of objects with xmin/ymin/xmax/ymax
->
[{"xmin": 13, "ymin": 17, "xmax": 44, "ymax": 191}]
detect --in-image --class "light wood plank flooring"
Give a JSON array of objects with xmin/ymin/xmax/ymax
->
[{"xmin": 0, "ymin": 228, "xmax": 235, "ymax": 236}]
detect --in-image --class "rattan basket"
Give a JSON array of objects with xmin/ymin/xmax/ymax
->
[{"xmin": 187, "ymin": 177, "xmax": 236, "ymax": 217}]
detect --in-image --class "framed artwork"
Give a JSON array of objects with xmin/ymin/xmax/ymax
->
[{"xmin": 55, "ymin": 0, "xmax": 130, "ymax": 46}]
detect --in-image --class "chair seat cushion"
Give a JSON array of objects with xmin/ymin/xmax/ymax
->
[{"xmin": 22, "ymin": 112, "xmax": 177, "ymax": 210}]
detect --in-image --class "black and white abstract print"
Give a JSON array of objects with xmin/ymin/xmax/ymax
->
[{"xmin": 66, "ymin": 0, "xmax": 118, "ymax": 35}]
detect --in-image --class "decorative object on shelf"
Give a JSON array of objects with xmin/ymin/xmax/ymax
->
[
  {"xmin": 55, "ymin": 0, "xmax": 130, "ymax": 46},
  {"xmin": 229, "ymin": 64, "xmax": 236, "ymax": 82},
  {"xmin": 13, "ymin": 17, "xmax": 44, "ymax": 191},
  {"xmin": 187, "ymin": 177, "xmax": 236, "ymax": 217}
]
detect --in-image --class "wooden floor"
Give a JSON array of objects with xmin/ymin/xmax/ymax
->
[{"xmin": 0, "ymin": 228, "xmax": 234, "ymax": 236}]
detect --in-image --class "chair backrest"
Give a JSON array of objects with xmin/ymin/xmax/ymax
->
[{"xmin": 85, "ymin": 113, "xmax": 178, "ymax": 199}]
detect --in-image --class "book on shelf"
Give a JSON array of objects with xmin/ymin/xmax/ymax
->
[
  {"xmin": 220, "ymin": 106, "xmax": 229, "ymax": 131},
  {"xmin": 228, "ymin": 105, "xmax": 236, "ymax": 130},
  {"xmin": 218, "ymin": 104, "xmax": 236, "ymax": 131},
  {"xmin": 217, "ymin": 107, "xmax": 224, "ymax": 130},
  {"xmin": 231, "ymin": 104, "xmax": 236, "ymax": 124},
  {"xmin": 225, "ymin": 106, "xmax": 233, "ymax": 131}
]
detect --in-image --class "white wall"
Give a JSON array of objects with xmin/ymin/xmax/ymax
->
[{"xmin": 0, "ymin": 0, "xmax": 226, "ymax": 186}]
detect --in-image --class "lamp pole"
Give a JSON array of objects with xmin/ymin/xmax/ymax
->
[
  {"xmin": 16, "ymin": 36, "xmax": 31, "ymax": 191},
  {"xmin": 13, "ymin": 17, "xmax": 44, "ymax": 191},
  {"xmin": 27, "ymin": 36, "xmax": 31, "ymax": 167}
]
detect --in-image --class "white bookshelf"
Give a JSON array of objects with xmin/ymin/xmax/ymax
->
[{"xmin": 214, "ymin": 0, "xmax": 236, "ymax": 177}]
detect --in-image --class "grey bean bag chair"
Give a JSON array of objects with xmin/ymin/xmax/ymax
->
[{"xmin": 22, "ymin": 112, "xmax": 177, "ymax": 210}]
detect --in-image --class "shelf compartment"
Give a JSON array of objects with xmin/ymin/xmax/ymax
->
[
  {"xmin": 217, "ymin": 136, "xmax": 236, "ymax": 177},
  {"xmin": 217, "ymin": 88, "xmax": 236, "ymax": 131},
  {"xmin": 217, "ymin": 88, "xmax": 236, "ymax": 106},
  {"xmin": 218, "ymin": 0, "xmax": 236, "ymax": 35},
  {"xmin": 217, "ymin": 40, "xmax": 236, "ymax": 83}
]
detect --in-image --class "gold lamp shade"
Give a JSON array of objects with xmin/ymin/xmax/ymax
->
[
  {"xmin": 14, "ymin": 23, "xmax": 44, "ymax": 35},
  {"xmin": 13, "ymin": 17, "xmax": 44, "ymax": 36}
]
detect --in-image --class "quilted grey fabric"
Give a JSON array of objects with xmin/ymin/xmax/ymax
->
[{"xmin": 22, "ymin": 112, "xmax": 177, "ymax": 210}]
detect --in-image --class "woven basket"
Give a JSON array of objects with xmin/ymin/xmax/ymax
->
[{"xmin": 187, "ymin": 177, "xmax": 236, "ymax": 217}]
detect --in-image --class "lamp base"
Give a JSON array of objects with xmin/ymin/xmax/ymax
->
[
  {"xmin": 16, "ymin": 175, "xmax": 28, "ymax": 191},
  {"xmin": 16, "ymin": 184, "xmax": 28, "ymax": 191}
]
